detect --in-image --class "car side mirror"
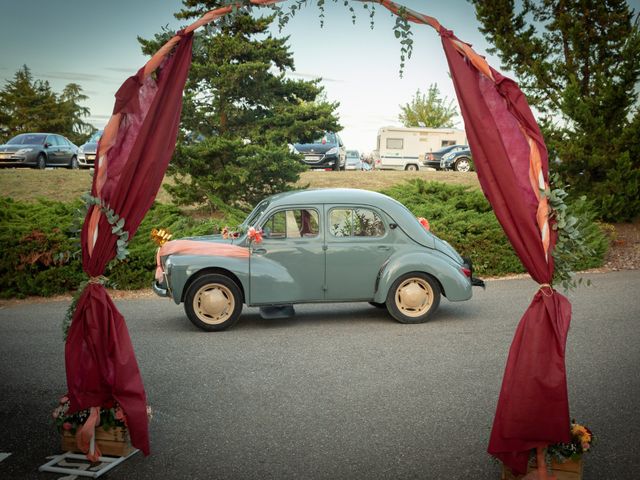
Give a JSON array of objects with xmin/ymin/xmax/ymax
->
[{"xmin": 44, "ymin": 143, "xmax": 51, "ymax": 148}]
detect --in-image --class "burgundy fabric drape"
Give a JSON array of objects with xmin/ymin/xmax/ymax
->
[
  {"xmin": 65, "ymin": 32, "xmax": 194, "ymax": 456},
  {"xmin": 441, "ymin": 31, "xmax": 572, "ymax": 475}
]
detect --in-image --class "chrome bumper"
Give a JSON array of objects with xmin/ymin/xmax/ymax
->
[{"xmin": 152, "ymin": 280, "xmax": 169, "ymax": 297}]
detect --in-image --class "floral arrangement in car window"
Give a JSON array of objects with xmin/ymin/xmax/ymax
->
[
  {"xmin": 544, "ymin": 420, "xmax": 594, "ymax": 463},
  {"xmin": 221, "ymin": 226, "xmax": 241, "ymax": 240}
]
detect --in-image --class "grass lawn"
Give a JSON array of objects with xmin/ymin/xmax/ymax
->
[{"xmin": 0, "ymin": 168, "xmax": 480, "ymax": 204}]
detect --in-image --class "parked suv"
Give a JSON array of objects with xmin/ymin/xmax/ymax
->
[
  {"xmin": 440, "ymin": 147, "xmax": 474, "ymax": 172},
  {"xmin": 293, "ymin": 132, "xmax": 346, "ymax": 171}
]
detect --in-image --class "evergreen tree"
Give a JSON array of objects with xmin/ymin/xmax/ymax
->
[
  {"xmin": 140, "ymin": 1, "xmax": 340, "ymax": 210},
  {"xmin": 0, "ymin": 65, "xmax": 94, "ymax": 145},
  {"xmin": 470, "ymin": 0, "xmax": 640, "ymax": 221},
  {"xmin": 398, "ymin": 84, "xmax": 458, "ymax": 128}
]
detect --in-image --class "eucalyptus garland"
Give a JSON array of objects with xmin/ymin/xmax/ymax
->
[
  {"xmin": 62, "ymin": 194, "xmax": 132, "ymax": 339},
  {"xmin": 546, "ymin": 173, "xmax": 594, "ymax": 292}
]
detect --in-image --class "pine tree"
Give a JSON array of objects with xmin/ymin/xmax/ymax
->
[
  {"xmin": 398, "ymin": 84, "xmax": 458, "ymax": 128},
  {"xmin": 470, "ymin": 0, "xmax": 640, "ymax": 221},
  {"xmin": 140, "ymin": 1, "xmax": 341, "ymax": 210},
  {"xmin": 0, "ymin": 65, "xmax": 94, "ymax": 145}
]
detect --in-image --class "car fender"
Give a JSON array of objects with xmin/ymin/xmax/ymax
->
[
  {"xmin": 165, "ymin": 254, "xmax": 249, "ymax": 305},
  {"xmin": 373, "ymin": 250, "xmax": 472, "ymax": 303}
]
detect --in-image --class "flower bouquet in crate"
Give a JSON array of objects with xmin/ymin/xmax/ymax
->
[
  {"xmin": 501, "ymin": 421, "xmax": 594, "ymax": 480},
  {"xmin": 52, "ymin": 394, "xmax": 151, "ymax": 457}
]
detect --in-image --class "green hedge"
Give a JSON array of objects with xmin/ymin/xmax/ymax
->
[
  {"xmin": 0, "ymin": 181, "xmax": 609, "ymax": 298},
  {"xmin": 0, "ymin": 198, "xmax": 244, "ymax": 298},
  {"xmin": 382, "ymin": 180, "xmax": 609, "ymax": 277}
]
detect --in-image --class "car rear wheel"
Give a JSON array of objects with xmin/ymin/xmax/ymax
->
[
  {"xmin": 36, "ymin": 153, "xmax": 46, "ymax": 170},
  {"xmin": 405, "ymin": 164, "xmax": 418, "ymax": 171},
  {"xmin": 69, "ymin": 156, "xmax": 79, "ymax": 169},
  {"xmin": 184, "ymin": 274, "xmax": 243, "ymax": 331},
  {"xmin": 386, "ymin": 272, "xmax": 441, "ymax": 324},
  {"xmin": 454, "ymin": 157, "xmax": 472, "ymax": 172}
]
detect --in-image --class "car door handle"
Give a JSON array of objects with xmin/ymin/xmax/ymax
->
[
  {"xmin": 378, "ymin": 246, "xmax": 391, "ymax": 251},
  {"xmin": 252, "ymin": 248, "xmax": 267, "ymax": 255}
]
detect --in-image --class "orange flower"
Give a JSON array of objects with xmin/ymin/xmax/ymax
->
[
  {"xmin": 247, "ymin": 227, "xmax": 263, "ymax": 244},
  {"xmin": 418, "ymin": 217, "xmax": 430, "ymax": 231}
]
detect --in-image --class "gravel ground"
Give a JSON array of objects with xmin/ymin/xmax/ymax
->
[{"xmin": 602, "ymin": 221, "xmax": 640, "ymax": 271}]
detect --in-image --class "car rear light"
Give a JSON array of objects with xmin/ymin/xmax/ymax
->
[{"xmin": 461, "ymin": 267, "xmax": 472, "ymax": 278}]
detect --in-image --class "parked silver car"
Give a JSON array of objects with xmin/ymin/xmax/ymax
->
[
  {"xmin": 77, "ymin": 130, "xmax": 103, "ymax": 168},
  {"xmin": 0, "ymin": 133, "xmax": 78, "ymax": 169}
]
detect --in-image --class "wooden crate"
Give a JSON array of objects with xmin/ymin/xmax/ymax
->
[
  {"xmin": 61, "ymin": 426, "xmax": 134, "ymax": 457},
  {"xmin": 501, "ymin": 458, "xmax": 583, "ymax": 480}
]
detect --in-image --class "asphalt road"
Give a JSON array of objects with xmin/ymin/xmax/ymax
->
[{"xmin": 1, "ymin": 271, "xmax": 639, "ymax": 479}]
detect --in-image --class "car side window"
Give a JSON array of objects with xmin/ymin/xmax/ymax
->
[
  {"xmin": 329, "ymin": 208, "xmax": 385, "ymax": 237},
  {"xmin": 262, "ymin": 209, "xmax": 319, "ymax": 239},
  {"xmin": 56, "ymin": 135, "xmax": 68, "ymax": 146},
  {"xmin": 46, "ymin": 135, "xmax": 58, "ymax": 147}
]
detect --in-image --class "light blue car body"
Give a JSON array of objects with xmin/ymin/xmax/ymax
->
[{"xmin": 154, "ymin": 188, "xmax": 474, "ymax": 307}]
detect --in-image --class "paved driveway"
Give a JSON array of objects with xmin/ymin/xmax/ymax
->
[{"xmin": 1, "ymin": 271, "xmax": 639, "ymax": 479}]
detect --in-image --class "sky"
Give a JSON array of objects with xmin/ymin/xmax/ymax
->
[{"xmin": 2, "ymin": 0, "xmax": 638, "ymax": 153}]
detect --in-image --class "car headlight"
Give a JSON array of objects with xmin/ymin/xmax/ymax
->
[
  {"xmin": 78, "ymin": 150, "xmax": 85, "ymax": 160},
  {"xmin": 326, "ymin": 147, "xmax": 338, "ymax": 155},
  {"xmin": 15, "ymin": 148, "xmax": 33, "ymax": 155}
]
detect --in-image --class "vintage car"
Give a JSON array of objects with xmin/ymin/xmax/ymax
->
[{"xmin": 153, "ymin": 188, "xmax": 483, "ymax": 331}]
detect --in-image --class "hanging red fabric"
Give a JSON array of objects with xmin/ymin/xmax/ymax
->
[
  {"xmin": 439, "ymin": 28, "xmax": 572, "ymax": 476},
  {"xmin": 65, "ymin": 32, "xmax": 194, "ymax": 456}
]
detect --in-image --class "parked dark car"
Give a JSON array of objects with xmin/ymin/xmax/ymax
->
[
  {"xmin": 0, "ymin": 133, "xmax": 79, "ymax": 169},
  {"xmin": 424, "ymin": 144, "xmax": 468, "ymax": 170},
  {"xmin": 77, "ymin": 130, "xmax": 103, "ymax": 168},
  {"xmin": 440, "ymin": 147, "xmax": 474, "ymax": 172},
  {"xmin": 293, "ymin": 132, "xmax": 346, "ymax": 171}
]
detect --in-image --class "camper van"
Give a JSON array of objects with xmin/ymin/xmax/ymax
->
[{"xmin": 374, "ymin": 126, "xmax": 467, "ymax": 170}]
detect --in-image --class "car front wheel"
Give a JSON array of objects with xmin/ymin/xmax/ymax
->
[
  {"xmin": 36, "ymin": 153, "xmax": 46, "ymax": 170},
  {"xmin": 69, "ymin": 156, "xmax": 79, "ymax": 169},
  {"xmin": 454, "ymin": 157, "xmax": 472, "ymax": 172},
  {"xmin": 184, "ymin": 274, "xmax": 243, "ymax": 331},
  {"xmin": 386, "ymin": 272, "xmax": 441, "ymax": 323}
]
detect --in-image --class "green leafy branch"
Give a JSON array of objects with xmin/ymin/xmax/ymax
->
[
  {"xmin": 82, "ymin": 193, "xmax": 130, "ymax": 261},
  {"xmin": 62, "ymin": 194, "xmax": 131, "ymax": 340},
  {"xmin": 546, "ymin": 173, "xmax": 594, "ymax": 292},
  {"xmin": 393, "ymin": 6, "xmax": 413, "ymax": 78}
]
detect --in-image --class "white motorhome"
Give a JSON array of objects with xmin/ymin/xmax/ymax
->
[{"xmin": 374, "ymin": 126, "xmax": 467, "ymax": 170}]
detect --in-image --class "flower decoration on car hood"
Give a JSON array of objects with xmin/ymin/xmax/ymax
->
[{"xmin": 151, "ymin": 228, "xmax": 173, "ymax": 246}]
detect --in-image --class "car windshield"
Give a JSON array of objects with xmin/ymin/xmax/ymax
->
[
  {"xmin": 88, "ymin": 130, "xmax": 103, "ymax": 143},
  {"xmin": 242, "ymin": 199, "xmax": 271, "ymax": 228},
  {"xmin": 7, "ymin": 134, "xmax": 46, "ymax": 145},
  {"xmin": 346, "ymin": 157, "xmax": 360, "ymax": 164},
  {"xmin": 313, "ymin": 132, "xmax": 336, "ymax": 144}
]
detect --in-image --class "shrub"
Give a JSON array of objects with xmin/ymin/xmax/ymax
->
[
  {"xmin": 0, "ymin": 199, "xmax": 246, "ymax": 298},
  {"xmin": 383, "ymin": 180, "xmax": 608, "ymax": 278}
]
